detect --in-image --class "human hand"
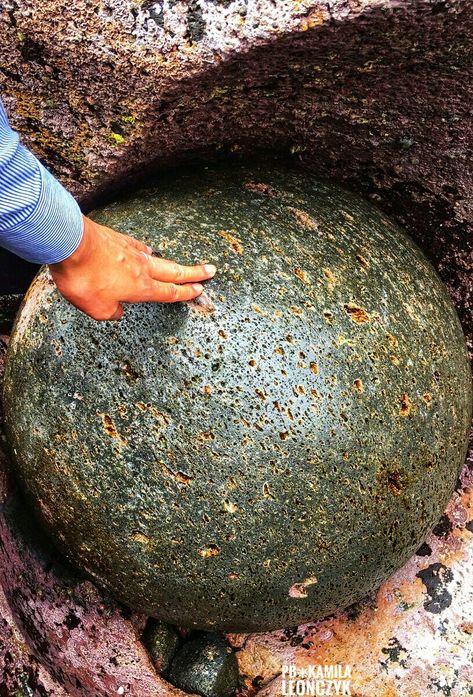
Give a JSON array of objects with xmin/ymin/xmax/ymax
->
[{"xmin": 48, "ymin": 215, "xmax": 216, "ymax": 320}]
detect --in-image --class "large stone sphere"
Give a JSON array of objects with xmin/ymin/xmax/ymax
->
[{"xmin": 4, "ymin": 163, "xmax": 471, "ymax": 632}]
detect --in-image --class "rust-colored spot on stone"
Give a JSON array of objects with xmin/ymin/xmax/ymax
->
[
  {"xmin": 294, "ymin": 268, "xmax": 309, "ymax": 283},
  {"xmin": 199, "ymin": 544, "xmax": 220, "ymax": 558},
  {"xmin": 387, "ymin": 333, "xmax": 398, "ymax": 347},
  {"xmin": 293, "ymin": 385, "xmax": 306, "ymax": 396},
  {"xmin": 287, "ymin": 207, "xmax": 318, "ymax": 230},
  {"xmin": 422, "ymin": 392, "xmax": 432, "ymax": 406},
  {"xmin": 98, "ymin": 413, "xmax": 127, "ymax": 446},
  {"xmin": 130, "ymin": 531, "xmax": 151, "ymax": 545},
  {"xmin": 274, "ymin": 346, "xmax": 285, "ymax": 356},
  {"xmin": 218, "ymin": 229, "xmax": 243, "ymax": 253},
  {"xmin": 344, "ymin": 302, "xmax": 370, "ymax": 324},
  {"xmin": 387, "ymin": 470, "xmax": 404, "ymax": 496},
  {"xmin": 174, "ymin": 471, "xmax": 193, "ymax": 486},
  {"xmin": 51, "ymin": 339, "xmax": 62, "ymax": 356},
  {"xmin": 353, "ymin": 378, "xmax": 363, "ymax": 392},
  {"xmin": 323, "ymin": 268, "xmax": 335, "ymax": 285},
  {"xmin": 263, "ymin": 482, "xmax": 275, "ymax": 499},
  {"xmin": 203, "ymin": 384, "xmax": 213, "ymax": 394},
  {"xmin": 248, "ymin": 358, "xmax": 257, "ymax": 367},
  {"xmin": 227, "ymin": 476, "xmax": 238, "ymax": 489},
  {"xmin": 279, "ymin": 431, "xmax": 290, "ymax": 440},
  {"xmin": 223, "ymin": 500, "xmax": 238, "ymax": 513},
  {"xmin": 101, "ymin": 414, "xmax": 117, "ymax": 437},
  {"xmin": 399, "ymin": 393, "xmax": 413, "ymax": 417},
  {"xmin": 356, "ymin": 254, "xmax": 370, "ymax": 268},
  {"xmin": 310, "ymin": 361, "xmax": 319, "ymax": 375},
  {"xmin": 197, "ymin": 430, "xmax": 215, "ymax": 442},
  {"xmin": 228, "ymin": 571, "xmax": 240, "ymax": 580},
  {"xmin": 255, "ymin": 387, "xmax": 267, "ymax": 400},
  {"xmin": 323, "ymin": 310, "xmax": 334, "ymax": 324},
  {"xmin": 290, "ymin": 305, "xmax": 304, "ymax": 317}
]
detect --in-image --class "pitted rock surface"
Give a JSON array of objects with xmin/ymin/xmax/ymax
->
[{"xmin": 3, "ymin": 163, "xmax": 471, "ymax": 632}]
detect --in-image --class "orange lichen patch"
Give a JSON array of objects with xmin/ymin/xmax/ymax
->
[
  {"xmin": 294, "ymin": 267, "xmax": 310, "ymax": 283},
  {"xmin": 422, "ymin": 392, "xmax": 432, "ymax": 406},
  {"xmin": 399, "ymin": 393, "xmax": 413, "ymax": 417},
  {"xmin": 198, "ymin": 544, "xmax": 220, "ymax": 558},
  {"xmin": 244, "ymin": 181, "xmax": 279, "ymax": 197},
  {"xmin": 293, "ymin": 574, "xmax": 425, "ymax": 686},
  {"xmin": 218, "ymin": 229, "xmax": 243, "ymax": 253},
  {"xmin": 356, "ymin": 253, "xmax": 370, "ymax": 268},
  {"xmin": 310, "ymin": 361, "xmax": 319, "ymax": 375},
  {"xmin": 436, "ymin": 527, "xmax": 471, "ymax": 566},
  {"xmin": 344, "ymin": 302, "xmax": 370, "ymax": 323},
  {"xmin": 236, "ymin": 644, "xmax": 282, "ymax": 686},
  {"xmin": 202, "ymin": 384, "xmax": 213, "ymax": 394},
  {"xmin": 353, "ymin": 378, "xmax": 364, "ymax": 392},
  {"xmin": 289, "ymin": 576, "xmax": 318, "ymax": 598},
  {"xmin": 387, "ymin": 333, "xmax": 398, "ymax": 347},
  {"xmin": 287, "ymin": 206, "xmax": 319, "ymax": 229}
]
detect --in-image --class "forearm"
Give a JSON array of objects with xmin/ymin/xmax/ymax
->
[{"xmin": 0, "ymin": 98, "xmax": 83, "ymax": 264}]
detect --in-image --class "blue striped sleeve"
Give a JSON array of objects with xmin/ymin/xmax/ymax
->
[{"xmin": 0, "ymin": 98, "xmax": 84, "ymax": 264}]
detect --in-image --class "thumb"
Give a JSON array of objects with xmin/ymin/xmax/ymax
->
[{"xmin": 108, "ymin": 303, "xmax": 124, "ymax": 321}]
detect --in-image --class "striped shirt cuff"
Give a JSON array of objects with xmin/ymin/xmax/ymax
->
[{"xmin": 0, "ymin": 160, "xmax": 84, "ymax": 265}]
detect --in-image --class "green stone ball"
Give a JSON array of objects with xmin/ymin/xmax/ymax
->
[{"xmin": 4, "ymin": 164, "xmax": 471, "ymax": 631}]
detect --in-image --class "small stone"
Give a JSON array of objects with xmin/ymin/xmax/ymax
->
[
  {"xmin": 141, "ymin": 618, "xmax": 181, "ymax": 676},
  {"xmin": 168, "ymin": 631, "xmax": 239, "ymax": 697}
]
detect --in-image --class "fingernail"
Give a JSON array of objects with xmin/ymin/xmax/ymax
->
[
  {"xmin": 146, "ymin": 245, "xmax": 153, "ymax": 254},
  {"xmin": 204, "ymin": 264, "xmax": 217, "ymax": 276},
  {"xmin": 193, "ymin": 284, "xmax": 204, "ymax": 293}
]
